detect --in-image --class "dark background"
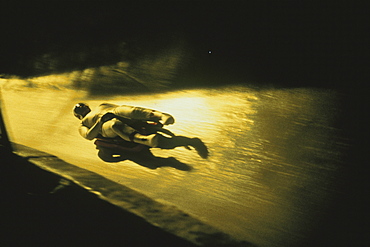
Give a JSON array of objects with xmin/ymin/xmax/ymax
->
[{"xmin": 1, "ymin": 1, "xmax": 367, "ymax": 89}]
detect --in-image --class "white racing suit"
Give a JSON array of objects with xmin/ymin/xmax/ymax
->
[
  {"xmin": 79, "ymin": 103, "xmax": 208, "ymax": 158},
  {"xmin": 81, "ymin": 103, "xmax": 173, "ymax": 147}
]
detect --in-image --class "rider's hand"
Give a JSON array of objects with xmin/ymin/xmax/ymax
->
[{"xmin": 101, "ymin": 112, "xmax": 116, "ymax": 123}]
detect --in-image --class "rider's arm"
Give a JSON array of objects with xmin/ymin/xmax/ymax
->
[{"xmin": 79, "ymin": 118, "xmax": 103, "ymax": 140}]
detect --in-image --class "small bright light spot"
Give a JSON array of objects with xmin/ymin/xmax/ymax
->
[{"xmin": 208, "ymin": 50, "xmax": 212, "ymax": 54}]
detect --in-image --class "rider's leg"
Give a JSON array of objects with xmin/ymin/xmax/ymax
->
[
  {"xmin": 130, "ymin": 133, "xmax": 159, "ymax": 147},
  {"xmin": 102, "ymin": 119, "xmax": 159, "ymax": 147},
  {"xmin": 101, "ymin": 119, "xmax": 135, "ymax": 141},
  {"xmin": 113, "ymin": 106, "xmax": 174, "ymax": 125}
]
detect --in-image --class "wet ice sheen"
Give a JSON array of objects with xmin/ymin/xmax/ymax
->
[{"xmin": 2, "ymin": 85, "xmax": 347, "ymax": 247}]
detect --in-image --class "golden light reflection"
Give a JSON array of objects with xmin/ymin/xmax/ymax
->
[
  {"xmin": 111, "ymin": 88, "xmax": 258, "ymax": 149},
  {"xmin": 1, "ymin": 73, "xmax": 77, "ymax": 90},
  {"xmin": 28, "ymin": 74, "xmax": 73, "ymax": 88},
  {"xmin": 2, "ymin": 75, "xmax": 258, "ymax": 157},
  {"xmin": 1, "ymin": 78, "xmax": 344, "ymax": 247}
]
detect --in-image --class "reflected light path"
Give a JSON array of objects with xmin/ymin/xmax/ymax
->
[{"xmin": 1, "ymin": 78, "xmax": 347, "ymax": 247}]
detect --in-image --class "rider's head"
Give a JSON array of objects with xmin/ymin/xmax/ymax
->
[{"xmin": 73, "ymin": 103, "xmax": 91, "ymax": 120}]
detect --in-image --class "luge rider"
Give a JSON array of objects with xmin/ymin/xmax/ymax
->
[{"xmin": 73, "ymin": 103, "xmax": 209, "ymax": 159}]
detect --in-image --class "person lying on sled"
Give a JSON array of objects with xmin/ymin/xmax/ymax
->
[{"xmin": 73, "ymin": 102, "xmax": 208, "ymax": 158}]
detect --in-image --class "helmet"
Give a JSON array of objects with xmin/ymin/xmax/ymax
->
[{"xmin": 73, "ymin": 103, "xmax": 91, "ymax": 120}]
